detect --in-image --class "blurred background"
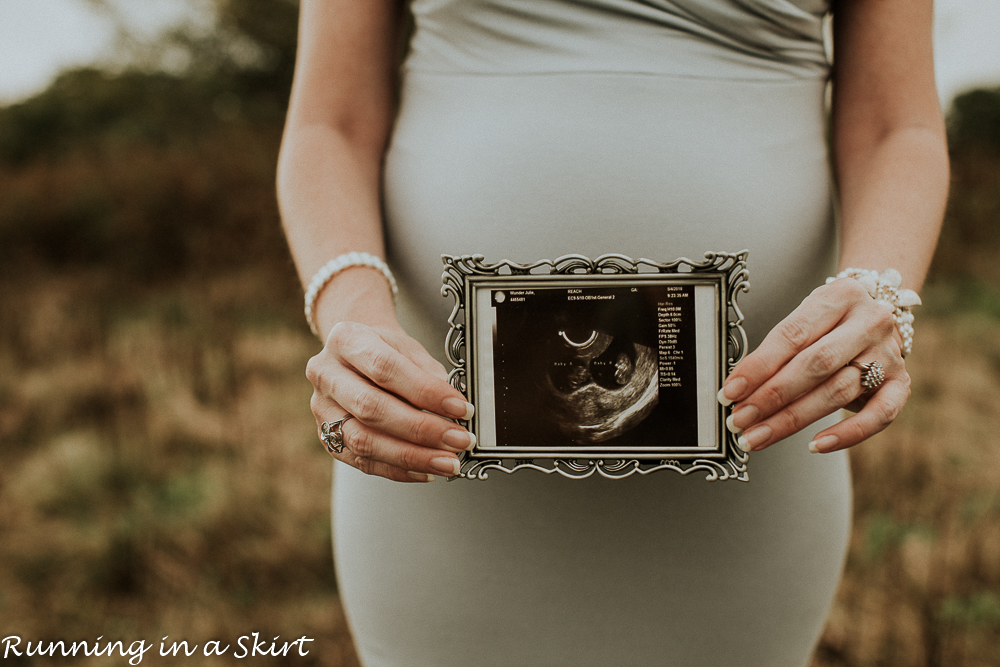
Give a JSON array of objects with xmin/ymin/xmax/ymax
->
[{"xmin": 0, "ymin": 1, "xmax": 998, "ymax": 665}]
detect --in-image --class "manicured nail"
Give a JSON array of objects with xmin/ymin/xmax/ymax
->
[
  {"xmin": 725, "ymin": 413, "xmax": 740, "ymax": 434},
  {"xmin": 808, "ymin": 435, "xmax": 839, "ymax": 454},
  {"xmin": 442, "ymin": 397, "xmax": 475, "ymax": 420},
  {"xmin": 430, "ymin": 456, "xmax": 461, "ymax": 476},
  {"xmin": 717, "ymin": 387, "xmax": 733, "ymax": 406},
  {"xmin": 717, "ymin": 377, "xmax": 748, "ymax": 406},
  {"xmin": 737, "ymin": 424, "xmax": 772, "ymax": 452},
  {"xmin": 443, "ymin": 429, "xmax": 476, "ymax": 452},
  {"xmin": 727, "ymin": 405, "xmax": 759, "ymax": 433},
  {"xmin": 406, "ymin": 471, "xmax": 437, "ymax": 483}
]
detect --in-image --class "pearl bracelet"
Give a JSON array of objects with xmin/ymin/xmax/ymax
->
[
  {"xmin": 304, "ymin": 252, "xmax": 398, "ymax": 338},
  {"xmin": 826, "ymin": 267, "xmax": 921, "ymax": 356}
]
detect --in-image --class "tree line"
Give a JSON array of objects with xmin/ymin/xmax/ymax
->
[{"xmin": 0, "ymin": 0, "xmax": 997, "ymax": 285}]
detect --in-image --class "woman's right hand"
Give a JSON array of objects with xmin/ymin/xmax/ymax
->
[
  {"xmin": 278, "ymin": 0, "xmax": 450, "ymax": 482},
  {"xmin": 306, "ymin": 319, "xmax": 476, "ymax": 483}
]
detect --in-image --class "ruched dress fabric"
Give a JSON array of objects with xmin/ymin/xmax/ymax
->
[{"xmin": 333, "ymin": 1, "xmax": 852, "ymax": 665}]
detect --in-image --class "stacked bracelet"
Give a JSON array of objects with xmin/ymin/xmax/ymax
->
[
  {"xmin": 826, "ymin": 267, "xmax": 921, "ymax": 356},
  {"xmin": 304, "ymin": 251, "xmax": 398, "ymax": 338}
]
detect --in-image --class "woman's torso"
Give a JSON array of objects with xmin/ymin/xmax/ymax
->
[
  {"xmin": 385, "ymin": 0, "xmax": 836, "ymax": 350},
  {"xmin": 336, "ymin": 2, "xmax": 851, "ymax": 666}
]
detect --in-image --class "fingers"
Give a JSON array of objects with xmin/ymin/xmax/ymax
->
[
  {"xmin": 732, "ymin": 360, "xmax": 908, "ymax": 452},
  {"xmin": 719, "ymin": 278, "xmax": 909, "ymax": 453},
  {"xmin": 382, "ymin": 327, "xmax": 452, "ymax": 384},
  {"xmin": 312, "ymin": 374, "xmax": 475, "ymax": 453},
  {"xmin": 733, "ymin": 365, "xmax": 861, "ymax": 451},
  {"xmin": 319, "ymin": 416, "xmax": 464, "ymax": 482},
  {"xmin": 326, "ymin": 322, "xmax": 472, "ymax": 420},
  {"xmin": 726, "ymin": 307, "xmax": 896, "ymax": 433},
  {"xmin": 719, "ymin": 279, "xmax": 874, "ymax": 405},
  {"xmin": 308, "ymin": 321, "xmax": 476, "ymax": 483},
  {"xmin": 807, "ymin": 374, "xmax": 911, "ymax": 453}
]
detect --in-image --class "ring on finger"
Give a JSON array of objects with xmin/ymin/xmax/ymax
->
[
  {"xmin": 849, "ymin": 360, "xmax": 885, "ymax": 392},
  {"xmin": 320, "ymin": 415, "xmax": 355, "ymax": 455}
]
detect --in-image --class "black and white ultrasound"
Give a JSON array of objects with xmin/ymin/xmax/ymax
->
[{"xmin": 489, "ymin": 283, "xmax": 698, "ymax": 449}]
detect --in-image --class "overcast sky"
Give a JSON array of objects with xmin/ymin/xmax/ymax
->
[
  {"xmin": 0, "ymin": 0, "xmax": 999, "ymax": 107},
  {"xmin": 0, "ymin": 0, "xmax": 202, "ymax": 104}
]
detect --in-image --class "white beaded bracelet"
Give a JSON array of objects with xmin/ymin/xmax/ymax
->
[
  {"xmin": 304, "ymin": 251, "xmax": 398, "ymax": 338},
  {"xmin": 826, "ymin": 267, "xmax": 921, "ymax": 356}
]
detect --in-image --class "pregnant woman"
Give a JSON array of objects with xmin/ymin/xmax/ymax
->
[{"xmin": 277, "ymin": 1, "xmax": 947, "ymax": 665}]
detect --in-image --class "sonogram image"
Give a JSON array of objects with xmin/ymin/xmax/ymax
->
[{"xmin": 490, "ymin": 283, "xmax": 699, "ymax": 449}]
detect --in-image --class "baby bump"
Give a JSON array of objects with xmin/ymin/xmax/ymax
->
[
  {"xmin": 338, "ymin": 72, "xmax": 852, "ymax": 667},
  {"xmin": 383, "ymin": 71, "xmax": 836, "ymax": 348}
]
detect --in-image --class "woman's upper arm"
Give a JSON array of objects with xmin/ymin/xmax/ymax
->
[
  {"xmin": 831, "ymin": 0, "xmax": 944, "ymax": 164},
  {"xmin": 284, "ymin": 0, "xmax": 403, "ymax": 153}
]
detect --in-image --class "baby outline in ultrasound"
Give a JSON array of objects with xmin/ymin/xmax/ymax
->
[{"xmin": 540, "ymin": 324, "xmax": 659, "ymax": 444}]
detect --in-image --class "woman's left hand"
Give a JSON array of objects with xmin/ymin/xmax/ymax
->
[{"xmin": 718, "ymin": 277, "xmax": 910, "ymax": 454}]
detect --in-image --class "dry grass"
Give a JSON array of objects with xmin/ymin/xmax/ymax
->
[
  {"xmin": 813, "ymin": 295, "xmax": 1000, "ymax": 667},
  {"xmin": 0, "ymin": 268, "xmax": 358, "ymax": 666},
  {"xmin": 1, "ymin": 268, "xmax": 999, "ymax": 666}
]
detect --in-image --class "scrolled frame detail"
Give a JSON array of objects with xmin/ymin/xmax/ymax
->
[{"xmin": 441, "ymin": 252, "xmax": 750, "ymax": 481}]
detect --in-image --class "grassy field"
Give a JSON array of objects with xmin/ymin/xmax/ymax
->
[
  {"xmin": 0, "ymin": 268, "xmax": 359, "ymax": 666},
  {"xmin": 1, "ymin": 262, "xmax": 999, "ymax": 666},
  {"xmin": 814, "ymin": 285, "xmax": 1000, "ymax": 667}
]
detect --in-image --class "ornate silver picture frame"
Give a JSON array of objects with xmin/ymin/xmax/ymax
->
[{"xmin": 441, "ymin": 252, "xmax": 749, "ymax": 481}]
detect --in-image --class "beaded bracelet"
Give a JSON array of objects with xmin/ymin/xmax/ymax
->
[
  {"xmin": 825, "ymin": 267, "xmax": 921, "ymax": 356},
  {"xmin": 304, "ymin": 252, "xmax": 398, "ymax": 338}
]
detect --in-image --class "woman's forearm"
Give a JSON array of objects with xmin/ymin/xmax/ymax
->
[
  {"xmin": 834, "ymin": 124, "xmax": 949, "ymax": 292},
  {"xmin": 831, "ymin": 0, "xmax": 948, "ymax": 294},
  {"xmin": 278, "ymin": 122, "xmax": 388, "ymax": 276},
  {"xmin": 276, "ymin": 0, "xmax": 403, "ymax": 338},
  {"xmin": 720, "ymin": 0, "xmax": 946, "ymax": 453},
  {"xmin": 277, "ymin": 121, "xmax": 398, "ymax": 336}
]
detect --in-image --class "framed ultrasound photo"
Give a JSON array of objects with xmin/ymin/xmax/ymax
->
[{"xmin": 441, "ymin": 252, "xmax": 750, "ymax": 482}]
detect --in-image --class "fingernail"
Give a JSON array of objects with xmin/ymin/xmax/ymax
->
[
  {"xmin": 443, "ymin": 429, "xmax": 476, "ymax": 452},
  {"xmin": 737, "ymin": 424, "xmax": 772, "ymax": 452},
  {"xmin": 717, "ymin": 377, "xmax": 747, "ymax": 406},
  {"xmin": 406, "ymin": 471, "xmax": 437, "ymax": 483},
  {"xmin": 725, "ymin": 413, "xmax": 740, "ymax": 434},
  {"xmin": 808, "ymin": 435, "xmax": 839, "ymax": 454},
  {"xmin": 727, "ymin": 405, "xmax": 759, "ymax": 433},
  {"xmin": 430, "ymin": 456, "xmax": 461, "ymax": 476},
  {"xmin": 443, "ymin": 397, "xmax": 475, "ymax": 420},
  {"xmin": 717, "ymin": 387, "xmax": 733, "ymax": 406}
]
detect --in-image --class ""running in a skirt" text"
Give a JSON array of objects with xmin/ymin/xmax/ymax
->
[{"xmin": 1, "ymin": 633, "xmax": 315, "ymax": 664}]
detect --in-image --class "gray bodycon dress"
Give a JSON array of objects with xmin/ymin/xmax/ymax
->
[{"xmin": 333, "ymin": 1, "xmax": 852, "ymax": 665}]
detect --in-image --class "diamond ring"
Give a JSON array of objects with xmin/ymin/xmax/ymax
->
[{"xmin": 849, "ymin": 361, "xmax": 885, "ymax": 392}]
